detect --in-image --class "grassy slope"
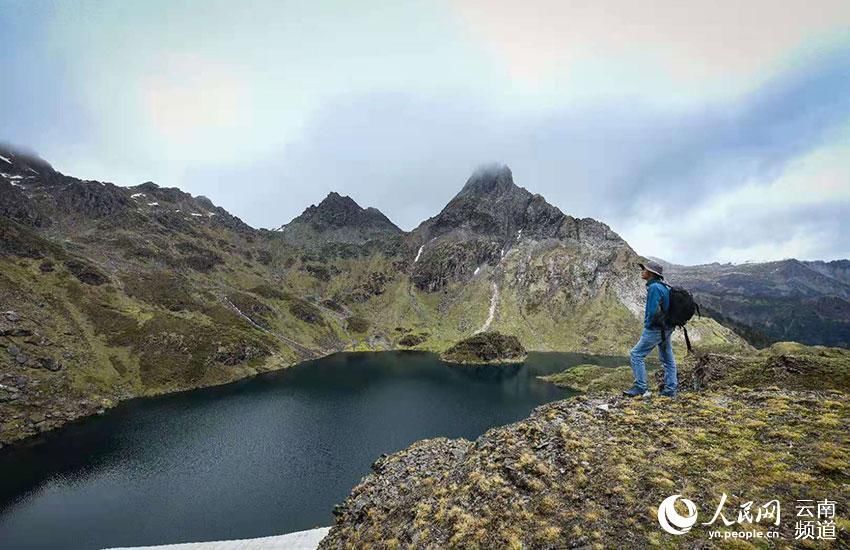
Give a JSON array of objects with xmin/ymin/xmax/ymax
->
[
  {"xmin": 542, "ymin": 342, "xmax": 850, "ymax": 395},
  {"xmin": 1, "ymin": 216, "xmax": 748, "ymax": 446},
  {"xmin": 321, "ymin": 346, "xmax": 850, "ymax": 548}
]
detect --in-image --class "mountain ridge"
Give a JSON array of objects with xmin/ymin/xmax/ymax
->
[
  {"xmin": 0, "ymin": 143, "xmax": 778, "ymax": 448},
  {"xmin": 656, "ymin": 257, "xmax": 850, "ymax": 347}
]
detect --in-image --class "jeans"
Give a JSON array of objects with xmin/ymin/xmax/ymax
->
[{"xmin": 630, "ymin": 328, "xmax": 677, "ymax": 392}]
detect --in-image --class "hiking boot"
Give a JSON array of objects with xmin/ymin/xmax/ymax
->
[
  {"xmin": 659, "ymin": 389, "xmax": 678, "ymax": 398},
  {"xmin": 622, "ymin": 386, "xmax": 651, "ymax": 398}
]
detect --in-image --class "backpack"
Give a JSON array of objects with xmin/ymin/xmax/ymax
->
[{"xmin": 653, "ymin": 283, "xmax": 701, "ymax": 353}]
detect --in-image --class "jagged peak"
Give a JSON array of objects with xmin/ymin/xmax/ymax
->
[
  {"xmin": 317, "ymin": 191, "xmax": 361, "ymax": 210},
  {"xmin": 456, "ymin": 164, "xmax": 516, "ymax": 199},
  {"xmin": 283, "ymin": 191, "xmax": 401, "ymax": 234}
]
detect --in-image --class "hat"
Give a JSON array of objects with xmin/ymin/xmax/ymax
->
[{"xmin": 638, "ymin": 260, "xmax": 664, "ymax": 279}]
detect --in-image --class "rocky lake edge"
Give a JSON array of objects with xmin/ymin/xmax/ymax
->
[{"xmin": 320, "ymin": 342, "xmax": 850, "ymax": 548}]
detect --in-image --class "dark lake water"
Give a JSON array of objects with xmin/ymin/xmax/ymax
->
[{"xmin": 0, "ymin": 351, "xmax": 625, "ymax": 550}]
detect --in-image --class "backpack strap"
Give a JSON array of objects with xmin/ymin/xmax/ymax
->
[{"xmin": 683, "ymin": 325, "xmax": 693, "ymax": 354}]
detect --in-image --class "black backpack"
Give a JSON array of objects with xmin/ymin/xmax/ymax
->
[{"xmin": 652, "ymin": 283, "xmax": 701, "ymax": 353}]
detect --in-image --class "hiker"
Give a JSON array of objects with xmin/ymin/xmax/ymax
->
[{"xmin": 623, "ymin": 260, "xmax": 678, "ymax": 398}]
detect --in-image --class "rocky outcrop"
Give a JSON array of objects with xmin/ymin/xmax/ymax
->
[
  {"xmin": 410, "ymin": 238, "xmax": 501, "ymax": 292},
  {"xmin": 0, "ymin": 181, "xmax": 48, "ymax": 227},
  {"xmin": 325, "ymin": 344, "xmax": 845, "ymax": 547},
  {"xmin": 671, "ymin": 342, "xmax": 850, "ymax": 393},
  {"xmin": 321, "ymin": 382, "xmax": 850, "ymax": 548},
  {"xmin": 804, "ymin": 259, "xmax": 850, "ymax": 286},
  {"xmin": 55, "ymin": 179, "xmax": 131, "ymax": 218},
  {"xmin": 540, "ymin": 342, "xmax": 850, "ymax": 396},
  {"xmin": 440, "ymin": 332, "xmax": 527, "ymax": 364}
]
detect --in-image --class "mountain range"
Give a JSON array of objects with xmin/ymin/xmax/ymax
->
[
  {"xmin": 657, "ymin": 258, "xmax": 850, "ymax": 347},
  {"xmin": 0, "ymin": 144, "xmax": 822, "ymax": 447}
]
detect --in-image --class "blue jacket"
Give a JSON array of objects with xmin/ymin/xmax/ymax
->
[{"xmin": 644, "ymin": 278, "xmax": 670, "ymax": 329}]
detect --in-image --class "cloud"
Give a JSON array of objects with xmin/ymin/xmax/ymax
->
[
  {"xmin": 186, "ymin": 45, "xmax": 850, "ymax": 265},
  {"xmin": 447, "ymin": 0, "xmax": 850, "ymax": 89},
  {"xmin": 623, "ymin": 137, "xmax": 850, "ymax": 263},
  {"xmin": 2, "ymin": 2, "xmax": 848, "ymax": 265}
]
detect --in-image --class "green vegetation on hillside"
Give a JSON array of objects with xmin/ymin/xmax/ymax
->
[
  {"xmin": 0, "ymin": 153, "xmax": 755, "ymax": 447},
  {"xmin": 541, "ymin": 342, "xmax": 850, "ymax": 395}
]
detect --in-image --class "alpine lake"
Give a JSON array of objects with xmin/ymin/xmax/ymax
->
[{"xmin": 0, "ymin": 351, "xmax": 626, "ymax": 550}]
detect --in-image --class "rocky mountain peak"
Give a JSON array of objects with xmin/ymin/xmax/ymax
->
[
  {"xmin": 285, "ymin": 192, "xmax": 401, "ymax": 233},
  {"xmin": 415, "ymin": 164, "xmax": 567, "ymax": 242},
  {"xmin": 456, "ymin": 164, "xmax": 517, "ymax": 199},
  {"xmin": 408, "ymin": 165, "xmax": 631, "ymax": 293},
  {"xmin": 275, "ymin": 192, "xmax": 402, "ymax": 247},
  {"xmin": 314, "ymin": 191, "xmax": 369, "ymax": 223},
  {"xmin": 0, "ymin": 144, "xmax": 54, "ymax": 178}
]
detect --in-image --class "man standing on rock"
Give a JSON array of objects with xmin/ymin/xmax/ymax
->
[{"xmin": 623, "ymin": 260, "xmax": 678, "ymax": 398}]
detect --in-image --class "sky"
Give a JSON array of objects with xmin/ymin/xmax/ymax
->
[{"xmin": 2, "ymin": 0, "xmax": 849, "ymax": 264}]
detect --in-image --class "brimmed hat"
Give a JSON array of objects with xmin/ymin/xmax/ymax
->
[{"xmin": 638, "ymin": 260, "xmax": 664, "ymax": 279}]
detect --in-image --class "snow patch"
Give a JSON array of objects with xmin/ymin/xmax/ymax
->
[
  {"xmin": 414, "ymin": 244, "xmax": 425, "ymax": 263},
  {"xmin": 104, "ymin": 526, "xmax": 331, "ymax": 550},
  {"xmin": 0, "ymin": 155, "xmax": 11, "ymax": 164},
  {"xmin": 147, "ymin": 202, "xmax": 159, "ymax": 206},
  {"xmin": 473, "ymin": 266, "xmax": 481, "ymax": 276},
  {"xmin": 1, "ymin": 173, "xmax": 23, "ymax": 179},
  {"xmin": 131, "ymin": 193, "xmax": 145, "ymax": 199},
  {"xmin": 191, "ymin": 212, "xmax": 203, "ymax": 217}
]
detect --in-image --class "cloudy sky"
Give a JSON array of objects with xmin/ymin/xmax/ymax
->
[{"xmin": 2, "ymin": 0, "xmax": 849, "ymax": 264}]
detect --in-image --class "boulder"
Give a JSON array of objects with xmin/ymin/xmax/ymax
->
[{"xmin": 37, "ymin": 357, "xmax": 61, "ymax": 371}]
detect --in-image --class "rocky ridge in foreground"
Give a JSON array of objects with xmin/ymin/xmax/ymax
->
[{"xmin": 322, "ymin": 346, "xmax": 850, "ymax": 548}]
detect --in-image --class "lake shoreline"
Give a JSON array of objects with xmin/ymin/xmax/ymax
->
[
  {"xmin": 1, "ymin": 350, "xmax": 621, "ymax": 549},
  {"xmin": 0, "ymin": 344, "xmax": 625, "ymax": 451}
]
